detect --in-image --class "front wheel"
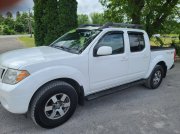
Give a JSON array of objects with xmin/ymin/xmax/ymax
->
[
  {"xmin": 30, "ymin": 81, "xmax": 78, "ymax": 129},
  {"xmin": 144, "ymin": 65, "xmax": 164, "ymax": 89}
]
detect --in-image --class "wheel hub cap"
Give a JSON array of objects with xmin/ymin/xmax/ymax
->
[
  {"xmin": 44, "ymin": 93, "xmax": 71, "ymax": 120},
  {"xmin": 153, "ymin": 70, "xmax": 162, "ymax": 85},
  {"xmin": 54, "ymin": 103, "xmax": 61, "ymax": 109}
]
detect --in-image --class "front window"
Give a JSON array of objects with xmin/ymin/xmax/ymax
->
[
  {"xmin": 50, "ymin": 29, "xmax": 101, "ymax": 54},
  {"xmin": 95, "ymin": 32, "xmax": 124, "ymax": 55}
]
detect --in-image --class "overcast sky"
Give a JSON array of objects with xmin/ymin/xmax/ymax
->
[{"xmin": 4, "ymin": 0, "xmax": 104, "ymax": 15}]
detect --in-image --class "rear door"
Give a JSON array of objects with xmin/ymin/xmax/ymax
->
[{"xmin": 128, "ymin": 32, "xmax": 150, "ymax": 80}]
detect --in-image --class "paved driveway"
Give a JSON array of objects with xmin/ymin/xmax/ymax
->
[
  {"xmin": 0, "ymin": 37, "xmax": 24, "ymax": 54},
  {"xmin": 0, "ymin": 37, "xmax": 180, "ymax": 134}
]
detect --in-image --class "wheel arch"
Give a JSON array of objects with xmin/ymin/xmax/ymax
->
[
  {"xmin": 156, "ymin": 61, "xmax": 167, "ymax": 78},
  {"xmin": 28, "ymin": 78, "xmax": 85, "ymax": 112},
  {"xmin": 146, "ymin": 58, "xmax": 167, "ymax": 79}
]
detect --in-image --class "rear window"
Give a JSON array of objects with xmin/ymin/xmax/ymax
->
[{"xmin": 128, "ymin": 32, "xmax": 145, "ymax": 52}]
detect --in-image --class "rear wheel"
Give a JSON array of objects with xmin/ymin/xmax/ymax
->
[
  {"xmin": 145, "ymin": 65, "xmax": 164, "ymax": 89},
  {"xmin": 30, "ymin": 81, "xmax": 78, "ymax": 129}
]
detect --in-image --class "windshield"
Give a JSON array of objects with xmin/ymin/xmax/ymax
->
[{"xmin": 50, "ymin": 29, "xmax": 101, "ymax": 54}]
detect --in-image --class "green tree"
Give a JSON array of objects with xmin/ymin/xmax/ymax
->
[
  {"xmin": 160, "ymin": 5, "xmax": 180, "ymax": 35},
  {"xmin": 3, "ymin": 25, "xmax": 15, "ymax": 35},
  {"xmin": 34, "ymin": 0, "xmax": 47, "ymax": 46},
  {"xmin": 100, "ymin": 0, "xmax": 179, "ymax": 37},
  {"xmin": 4, "ymin": 17, "xmax": 15, "ymax": 29},
  {"xmin": 0, "ymin": 25, "xmax": 3, "ymax": 34},
  {"xmin": 0, "ymin": 13, "xmax": 4, "ymax": 25},
  {"xmin": 14, "ymin": 22, "xmax": 25, "ymax": 33},
  {"xmin": 16, "ymin": 11, "xmax": 21, "ymax": 18},
  {"xmin": 90, "ymin": 13, "xmax": 106, "ymax": 24},
  {"xmin": 163, "ymin": 20, "xmax": 180, "ymax": 35},
  {"xmin": 44, "ymin": 0, "xmax": 59, "ymax": 45},
  {"xmin": 58, "ymin": 0, "xmax": 78, "ymax": 36},
  {"xmin": 34, "ymin": 0, "xmax": 78, "ymax": 46},
  {"xmin": 20, "ymin": 12, "xmax": 31, "ymax": 33},
  {"xmin": 78, "ymin": 14, "xmax": 90, "ymax": 25},
  {"xmin": 15, "ymin": 12, "xmax": 32, "ymax": 34},
  {"xmin": 6, "ymin": 11, "xmax": 13, "ymax": 18}
]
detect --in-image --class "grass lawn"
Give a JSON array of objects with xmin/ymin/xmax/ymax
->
[
  {"xmin": 150, "ymin": 34, "xmax": 179, "ymax": 46},
  {"xmin": 18, "ymin": 36, "xmax": 35, "ymax": 48}
]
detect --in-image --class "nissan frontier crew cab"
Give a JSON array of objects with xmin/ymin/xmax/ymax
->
[{"xmin": 0, "ymin": 23, "xmax": 175, "ymax": 128}]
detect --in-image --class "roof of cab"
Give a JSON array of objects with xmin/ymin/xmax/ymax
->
[
  {"xmin": 77, "ymin": 26, "xmax": 146, "ymax": 33},
  {"xmin": 77, "ymin": 23, "xmax": 145, "ymax": 32}
]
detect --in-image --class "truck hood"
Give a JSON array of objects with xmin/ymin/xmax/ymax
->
[{"xmin": 0, "ymin": 46, "xmax": 74, "ymax": 69}]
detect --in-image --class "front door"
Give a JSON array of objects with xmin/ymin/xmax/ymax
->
[{"xmin": 89, "ymin": 31, "xmax": 129, "ymax": 93}]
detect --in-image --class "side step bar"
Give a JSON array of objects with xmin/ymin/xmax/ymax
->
[{"xmin": 86, "ymin": 79, "xmax": 145, "ymax": 100}]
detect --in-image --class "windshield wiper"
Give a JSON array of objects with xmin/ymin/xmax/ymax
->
[
  {"xmin": 52, "ymin": 45, "xmax": 78, "ymax": 54},
  {"xmin": 52, "ymin": 45, "xmax": 69, "ymax": 50}
]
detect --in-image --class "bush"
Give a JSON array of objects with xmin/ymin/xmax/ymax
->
[
  {"xmin": 3, "ymin": 25, "xmax": 15, "ymax": 35},
  {"xmin": 171, "ymin": 40, "xmax": 180, "ymax": 56},
  {"xmin": 174, "ymin": 44, "xmax": 180, "ymax": 56},
  {"xmin": 14, "ymin": 22, "xmax": 25, "ymax": 33},
  {"xmin": 4, "ymin": 17, "xmax": 15, "ymax": 29},
  {"xmin": 0, "ymin": 25, "xmax": 3, "ymax": 35}
]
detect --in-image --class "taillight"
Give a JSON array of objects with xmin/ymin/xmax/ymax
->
[{"xmin": 174, "ymin": 49, "xmax": 176, "ymax": 62}]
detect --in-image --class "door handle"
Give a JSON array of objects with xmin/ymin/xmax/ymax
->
[
  {"xmin": 143, "ymin": 54, "xmax": 149, "ymax": 59},
  {"xmin": 121, "ymin": 57, "xmax": 128, "ymax": 61}
]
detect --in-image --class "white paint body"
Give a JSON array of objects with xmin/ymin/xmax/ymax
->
[{"xmin": 0, "ymin": 28, "xmax": 175, "ymax": 114}]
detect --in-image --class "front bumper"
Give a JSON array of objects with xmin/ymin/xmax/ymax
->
[{"xmin": 0, "ymin": 82, "xmax": 30, "ymax": 114}]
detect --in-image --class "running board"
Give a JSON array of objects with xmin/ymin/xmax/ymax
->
[{"xmin": 86, "ymin": 79, "xmax": 145, "ymax": 100}]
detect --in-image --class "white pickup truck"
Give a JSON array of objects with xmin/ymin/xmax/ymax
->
[{"xmin": 0, "ymin": 23, "xmax": 175, "ymax": 128}]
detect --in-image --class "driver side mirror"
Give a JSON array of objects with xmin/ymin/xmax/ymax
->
[{"xmin": 96, "ymin": 46, "xmax": 112, "ymax": 56}]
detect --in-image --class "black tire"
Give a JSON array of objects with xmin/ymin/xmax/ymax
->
[
  {"xmin": 30, "ymin": 81, "xmax": 78, "ymax": 129},
  {"xmin": 144, "ymin": 65, "xmax": 164, "ymax": 89}
]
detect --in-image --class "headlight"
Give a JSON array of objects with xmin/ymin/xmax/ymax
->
[{"xmin": 2, "ymin": 69, "xmax": 30, "ymax": 85}]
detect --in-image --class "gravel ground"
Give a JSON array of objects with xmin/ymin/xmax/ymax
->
[
  {"xmin": 0, "ymin": 37, "xmax": 24, "ymax": 54},
  {"xmin": 0, "ymin": 37, "xmax": 180, "ymax": 134}
]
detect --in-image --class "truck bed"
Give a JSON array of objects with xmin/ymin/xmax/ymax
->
[
  {"xmin": 150, "ymin": 46, "xmax": 175, "ymax": 70},
  {"xmin": 151, "ymin": 46, "xmax": 174, "ymax": 51}
]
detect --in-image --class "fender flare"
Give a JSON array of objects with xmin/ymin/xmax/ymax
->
[{"xmin": 145, "ymin": 56, "xmax": 167, "ymax": 79}]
